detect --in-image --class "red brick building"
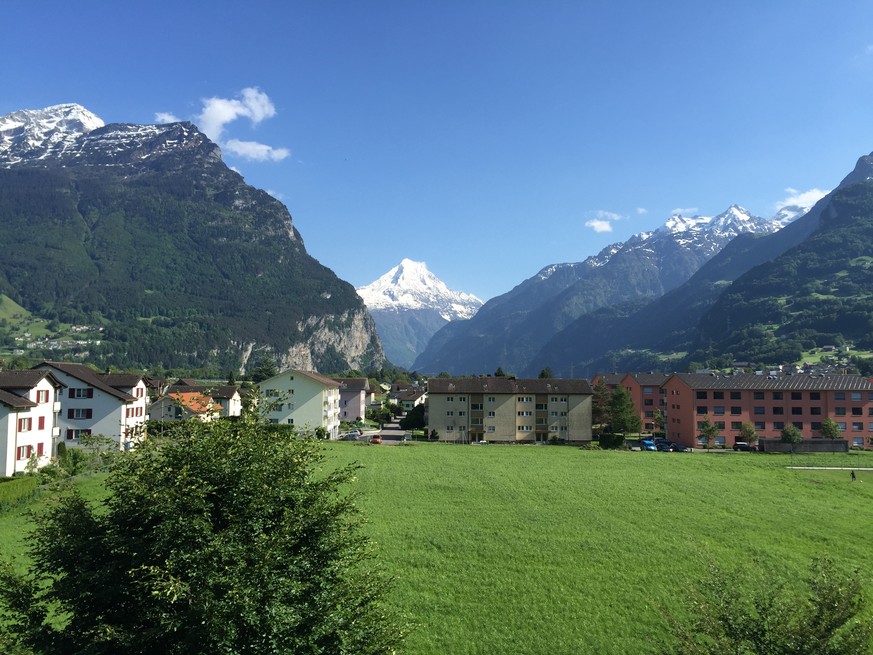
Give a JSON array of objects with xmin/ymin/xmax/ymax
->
[
  {"xmin": 662, "ymin": 372, "xmax": 873, "ymax": 448},
  {"xmin": 591, "ymin": 373, "xmax": 669, "ymax": 432}
]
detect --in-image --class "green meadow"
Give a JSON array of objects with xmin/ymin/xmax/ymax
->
[
  {"xmin": 2, "ymin": 446, "xmax": 872, "ymax": 654},
  {"xmin": 323, "ymin": 443, "xmax": 873, "ymax": 654}
]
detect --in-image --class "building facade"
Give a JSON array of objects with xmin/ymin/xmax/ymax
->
[
  {"xmin": 332, "ymin": 377, "xmax": 370, "ymax": 422},
  {"xmin": 427, "ymin": 377, "xmax": 593, "ymax": 444},
  {"xmin": 35, "ymin": 362, "xmax": 149, "ymax": 450},
  {"xmin": 259, "ymin": 370, "xmax": 341, "ymax": 438},
  {"xmin": 0, "ymin": 371, "xmax": 64, "ymax": 476},
  {"xmin": 663, "ymin": 372, "xmax": 873, "ymax": 448}
]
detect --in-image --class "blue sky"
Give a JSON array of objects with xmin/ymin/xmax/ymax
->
[{"xmin": 4, "ymin": 1, "xmax": 873, "ymax": 301}]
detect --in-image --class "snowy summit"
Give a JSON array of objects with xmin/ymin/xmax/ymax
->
[{"xmin": 357, "ymin": 259, "xmax": 482, "ymax": 321}]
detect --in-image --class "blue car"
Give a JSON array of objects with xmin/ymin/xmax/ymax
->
[{"xmin": 640, "ymin": 439, "xmax": 657, "ymax": 451}]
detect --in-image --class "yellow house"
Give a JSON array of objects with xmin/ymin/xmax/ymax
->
[{"xmin": 259, "ymin": 369, "xmax": 341, "ymax": 438}]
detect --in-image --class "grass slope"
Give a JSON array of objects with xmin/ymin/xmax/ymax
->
[
  {"xmin": 324, "ymin": 443, "xmax": 873, "ymax": 654},
  {"xmin": 2, "ymin": 451, "xmax": 871, "ymax": 654}
]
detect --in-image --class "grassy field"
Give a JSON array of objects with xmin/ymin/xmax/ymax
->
[
  {"xmin": 2, "ymin": 447, "xmax": 872, "ymax": 654},
  {"xmin": 321, "ymin": 443, "xmax": 873, "ymax": 654}
]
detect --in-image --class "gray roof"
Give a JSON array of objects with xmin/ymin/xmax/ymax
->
[
  {"xmin": 332, "ymin": 377, "xmax": 370, "ymax": 392},
  {"xmin": 629, "ymin": 373, "xmax": 670, "ymax": 386},
  {"xmin": 672, "ymin": 372, "xmax": 873, "ymax": 391},
  {"xmin": 592, "ymin": 373, "xmax": 625, "ymax": 385},
  {"xmin": 0, "ymin": 369, "xmax": 64, "ymax": 391},
  {"xmin": 37, "ymin": 361, "xmax": 137, "ymax": 402},
  {"xmin": 0, "ymin": 388, "xmax": 36, "ymax": 409},
  {"xmin": 428, "ymin": 377, "xmax": 592, "ymax": 395}
]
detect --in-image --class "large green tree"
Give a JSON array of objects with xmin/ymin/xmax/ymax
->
[
  {"xmin": 663, "ymin": 555, "xmax": 873, "ymax": 654},
  {"xmin": 820, "ymin": 417, "xmax": 842, "ymax": 440},
  {"xmin": 608, "ymin": 387, "xmax": 642, "ymax": 437},
  {"xmin": 0, "ymin": 415, "xmax": 404, "ymax": 655}
]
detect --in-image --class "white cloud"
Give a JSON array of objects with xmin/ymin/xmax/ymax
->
[
  {"xmin": 585, "ymin": 210, "xmax": 623, "ymax": 233},
  {"xmin": 585, "ymin": 219, "xmax": 614, "ymax": 233},
  {"xmin": 636, "ymin": 207, "xmax": 647, "ymax": 215},
  {"xmin": 157, "ymin": 87, "xmax": 291, "ymax": 162},
  {"xmin": 224, "ymin": 139, "xmax": 290, "ymax": 162},
  {"xmin": 774, "ymin": 187, "xmax": 829, "ymax": 211},
  {"xmin": 671, "ymin": 206, "xmax": 699, "ymax": 216},
  {"xmin": 155, "ymin": 112, "xmax": 181, "ymax": 123}
]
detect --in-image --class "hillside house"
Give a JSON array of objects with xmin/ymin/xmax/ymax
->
[
  {"xmin": 0, "ymin": 370, "xmax": 65, "ymax": 476},
  {"xmin": 427, "ymin": 377, "xmax": 592, "ymax": 444},
  {"xmin": 165, "ymin": 380, "xmax": 242, "ymax": 418},
  {"xmin": 259, "ymin": 369, "xmax": 341, "ymax": 438},
  {"xmin": 331, "ymin": 377, "xmax": 370, "ymax": 422},
  {"xmin": 35, "ymin": 362, "xmax": 149, "ymax": 450},
  {"xmin": 148, "ymin": 392, "xmax": 223, "ymax": 422}
]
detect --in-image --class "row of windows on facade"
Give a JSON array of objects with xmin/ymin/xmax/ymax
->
[
  {"xmin": 445, "ymin": 410, "xmax": 569, "ymax": 417},
  {"xmin": 694, "ymin": 406, "xmax": 873, "ymax": 416},
  {"xmin": 444, "ymin": 425, "xmax": 569, "ymax": 433},
  {"xmin": 694, "ymin": 419, "xmax": 871, "ymax": 432},
  {"xmin": 444, "ymin": 396, "xmax": 569, "ymax": 404},
  {"xmin": 690, "ymin": 390, "xmax": 872, "ymax": 401}
]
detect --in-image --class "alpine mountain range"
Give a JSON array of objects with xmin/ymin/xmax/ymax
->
[{"xmin": 3, "ymin": 103, "xmax": 873, "ymax": 378}]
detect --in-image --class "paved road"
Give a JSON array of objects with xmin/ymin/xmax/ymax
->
[{"xmin": 377, "ymin": 419, "xmax": 407, "ymax": 445}]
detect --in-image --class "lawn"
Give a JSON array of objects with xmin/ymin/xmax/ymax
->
[
  {"xmin": 322, "ymin": 443, "xmax": 873, "ymax": 654},
  {"xmin": 2, "ymin": 448, "xmax": 872, "ymax": 654}
]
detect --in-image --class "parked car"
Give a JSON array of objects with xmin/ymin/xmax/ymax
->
[
  {"xmin": 369, "ymin": 435, "xmax": 382, "ymax": 445},
  {"xmin": 656, "ymin": 441, "xmax": 673, "ymax": 452},
  {"xmin": 339, "ymin": 432, "xmax": 358, "ymax": 441},
  {"xmin": 669, "ymin": 443, "xmax": 689, "ymax": 452},
  {"xmin": 640, "ymin": 439, "xmax": 657, "ymax": 451},
  {"xmin": 733, "ymin": 441, "xmax": 752, "ymax": 451}
]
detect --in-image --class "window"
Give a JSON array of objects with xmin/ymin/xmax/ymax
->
[
  {"xmin": 773, "ymin": 421, "xmax": 784, "ymax": 430},
  {"xmin": 714, "ymin": 421, "xmax": 725, "ymax": 430},
  {"xmin": 550, "ymin": 425, "xmax": 558, "ymax": 432},
  {"xmin": 696, "ymin": 391, "xmax": 708, "ymax": 400},
  {"xmin": 560, "ymin": 411, "xmax": 568, "ymax": 417},
  {"xmin": 487, "ymin": 396, "xmax": 495, "ymax": 403},
  {"xmin": 471, "ymin": 403, "xmax": 483, "ymax": 410},
  {"xmin": 835, "ymin": 392, "xmax": 845, "ymax": 400},
  {"xmin": 644, "ymin": 399, "xmax": 654, "ymax": 406},
  {"xmin": 810, "ymin": 407, "xmax": 821, "ymax": 415},
  {"xmin": 287, "ymin": 419, "xmax": 294, "ymax": 424},
  {"xmin": 772, "ymin": 392, "xmax": 783, "ymax": 400},
  {"xmin": 810, "ymin": 392, "xmax": 821, "ymax": 401},
  {"xmin": 715, "ymin": 436, "xmax": 726, "ymax": 447},
  {"xmin": 851, "ymin": 392, "xmax": 862, "ymax": 401},
  {"xmin": 446, "ymin": 396, "xmax": 454, "ymax": 402},
  {"xmin": 753, "ymin": 391, "xmax": 765, "ymax": 400},
  {"xmin": 446, "ymin": 426, "xmax": 454, "ymax": 432},
  {"xmin": 265, "ymin": 389, "xmax": 280, "ymax": 397},
  {"xmin": 16, "ymin": 445, "xmax": 33, "ymax": 460},
  {"xmin": 791, "ymin": 392, "xmax": 802, "ymax": 400},
  {"xmin": 518, "ymin": 396, "xmax": 532, "ymax": 403},
  {"xmin": 66, "ymin": 428, "xmax": 91, "ymax": 440},
  {"xmin": 550, "ymin": 411, "xmax": 558, "ymax": 417},
  {"xmin": 643, "ymin": 386, "xmax": 653, "ymax": 394},
  {"xmin": 754, "ymin": 421, "xmax": 765, "ymax": 430},
  {"xmin": 536, "ymin": 417, "xmax": 547, "ymax": 425},
  {"xmin": 68, "ymin": 408, "xmax": 92, "ymax": 420},
  {"xmin": 471, "ymin": 418, "xmax": 483, "ymax": 426},
  {"xmin": 458, "ymin": 411, "xmax": 466, "ymax": 417},
  {"xmin": 731, "ymin": 406, "xmax": 742, "ymax": 415},
  {"xmin": 852, "ymin": 407, "xmax": 863, "ymax": 416},
  {"xmin": 559, "ymin": 396, "xmax": 567, "ymax": 403},
  {"xmin": 517, "ymin": 411, "xmax": 532, "ymax": 417},
  {"xmin": 17, "ymin": 417, "xmax": 32, "ymax": 432},
  {"xmin": 37, "ymin": 443, "xmax": 44, "ymax": 457},
  {"xmin": 645, "ymin": 411, "xmax": 654, "ymax": 418},
  {"xmin": 37, "ymin": 416, "xmax": 45, "ymax": 430},
  {"xmin": 811, "ymin": 422, "xmax": 822, "ymax": 431},
  {"xmin": 70, "ymin": 387, "xmax": 94, "ymax": 399},
  {"xmin": 536, "ymin": 403, "xmax": 547, "ymax": 410},
  {"xmin": 753, "ymin": 407, "xmax": 765, "ymax": 415},
  {"xmin": 791, "ymin": 407, "xmax": 803, "ymax": 416},
  {"xmin": 836, "ymin": 407, "xmax": 846, "ymax": 416},
  {"xmin": 459, "ymin": 425, "xmax": 466, "ymax": 432},
  {"xmin": 837, "ymin": 422, "xmax": 847, "ymax": 430},
  {"xmin": 697, "ymin": 406, "xmax": 708, "ymax": 415},
  {"xmin": 853, "ymin": 422, "xmax": 863, "ymax": 431},
  {"xmin": 713, "ymin": 391, "xmax": 724, "ymax": 400},
  {"xmin": 792, "ymin": 422, "xmax": 803, "ymax": 430},
  {"xmin": 518, "ymin": 425, "xmax": 532, "ymax": 432},
  {"xmin": 730, "ymin": 391, "xmax": 742, "ymax": 400},
  {"xmin": 487, "ymin": 411, "xmax": 495, "ymax": 417},
  {"xmin": 35, "ymin": 390, "xmax": 49, "ymax": 403},
  {"xmin": 458, "ymin": 397, "xmax": 466, "ymax": 402},
  {"xmin": 446, "ymin": 411, "xmax": 454, "ymax": 417},
  {"xmin": 713, "ymin": 406, "xmax": 724, "ymax": 415},
  {"xmin": 772, "ymin": 407, "xmax": 784, "ymax": 415},
  {"xmin": 486, "ymin": 426, "xmax": 495, "ymax": 433},
  {"xmin": 731, "ymin": 421, "xmax": 742, "ymax": 430}
]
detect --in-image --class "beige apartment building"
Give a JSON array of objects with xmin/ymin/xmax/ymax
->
[{"xmin": 427, "ymin": 377, "xmax": 592, "ymax": 444}]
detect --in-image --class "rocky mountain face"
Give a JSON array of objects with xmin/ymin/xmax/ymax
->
[
  {"xmin": 357, "ymin": 259, "xmax": 481, "ymax": 368},
  {"xmin": 0, "ymin": 104, "xmax": 385, "ymax": 373},
  {"xmin": 413, "ymin": 205, "xmax": 804, "ymax": 375}
]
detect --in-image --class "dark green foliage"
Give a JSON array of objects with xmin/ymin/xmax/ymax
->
[
  {"xmin": 698, "ymin": 417, "xmax": 719, "ymax": 448},
  {"xmin": 249, "ymin": 356, "xmax": 278, "ymax": 384},
  {"xmin": 662, "ymin": 555, "xmax": 873, "ymax": 654},
  {"xmin": 821, "ymin": 417, "xmax": 842, "ymax": 440},
  {"xmin": 0, "ymin": 416, "xmax": 404, "ymax": 654},
  {"xmin": 591, "ymin": 380, "xmax": 611, "ymax": 427},
  {"xmin": 781, "ymin": 424, "xmax": 804, "ymax": 444},
  {"xmin": 597, "ymin": 432, "xmax": 625, "ymax": 449},
  {"xmin": 0, "ymin": 162, "xmax": 380, "ymax": 372},
  {"xmin": 607, "ymin": 387, "xmax": 641, "ymax": 436},
  {"xmin": 399, "ymin": 404, "xmax": 425, "ymax": 430}
]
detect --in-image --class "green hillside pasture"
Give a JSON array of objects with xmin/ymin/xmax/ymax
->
[{"xmin": 324, "ymin": 444, "xmax": 873, "ymax": 655}]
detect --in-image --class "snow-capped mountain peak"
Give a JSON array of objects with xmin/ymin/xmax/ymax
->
[
  {"xmin": 357, "ymin": 259, "xmax": 482, "ymax": 320},
  {"xmin": 0, "ymin": 104, "xmax": 104, "ymax": 165}
]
